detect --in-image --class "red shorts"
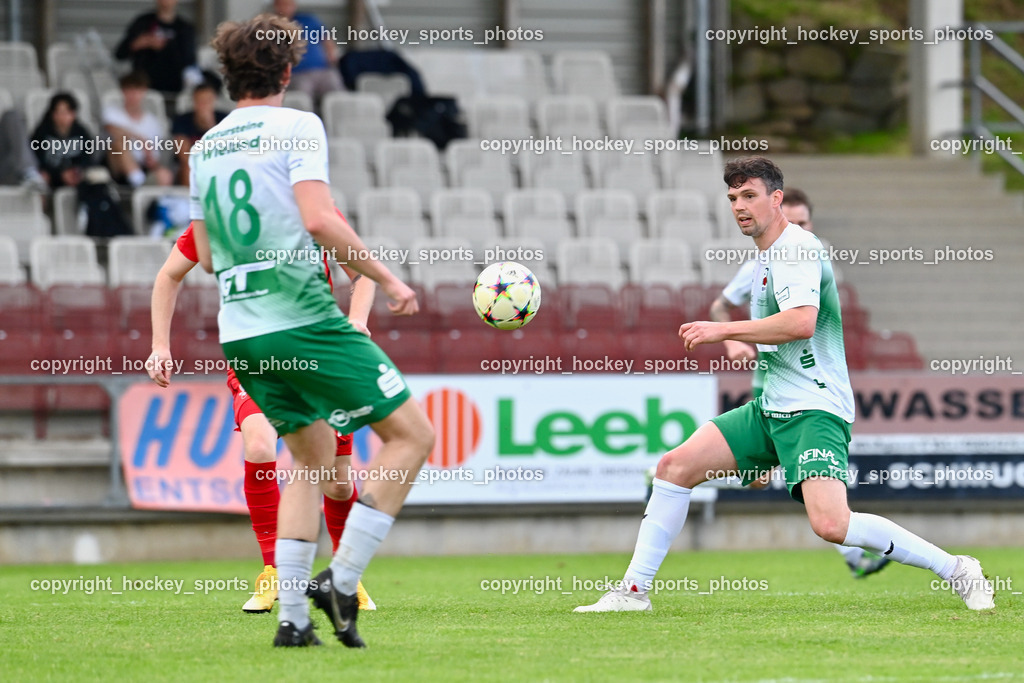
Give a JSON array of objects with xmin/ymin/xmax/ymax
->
[{"xmin": 227, "ymin": 371, "xmax": 352, "ymax": 455}]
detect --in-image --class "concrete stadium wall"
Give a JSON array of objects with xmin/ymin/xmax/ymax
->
[{"xmin": 2, "ymin": 507, "xmax": 1021, "ymax": 565}]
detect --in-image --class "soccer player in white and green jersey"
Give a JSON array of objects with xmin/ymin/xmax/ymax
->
[
  {"xmin": 576, "ymin": 156, "xmax": 994, "ymax": 613},
  {"xmin": 189, "ymin": 14, "xmax": 435, "ymax": 648},
  {"xmin": 710, "ymin": 189, "xmax": 890, "ymax": 579}
]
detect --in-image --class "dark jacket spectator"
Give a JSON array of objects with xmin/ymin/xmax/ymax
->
[
  {"xmin": 30, "ymin": 93, "xmax": 97, "ymax": 190},
  {"xmin": 114, "ymin": 0, "xmax": 197, "ymax": 94}
]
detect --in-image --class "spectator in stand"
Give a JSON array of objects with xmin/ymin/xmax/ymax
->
[
  {"xmin": 103, "ymin": 71, "xmax": 174, "ymax": 188},
  {"xmin": 272, "ymin": 0, "xmax": 344, "ymax": 109},
  {"xmin": 171, "ymin": 80, "xmax": 229, "ymax": 186},
  {"xmin": 30, "ymin": 92, "xmax": 99, "ymax": 191},
  {"xmin": 0, "ymin": 106, "xmax": 48, "ymax": 192},
  {"xmin": 114, "ymin": 0, "xmax": 198, "ymax": 96}
]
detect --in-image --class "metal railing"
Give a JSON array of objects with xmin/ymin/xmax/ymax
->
[{"xmin": 965, "ymin": 22, "xmax": 1024, "ymax": 177}]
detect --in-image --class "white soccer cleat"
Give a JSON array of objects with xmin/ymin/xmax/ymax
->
[
  {"xmin": 574, "ymin": 583, "xmax": 652, "ymax": 613},
  {"xmin": 949, "ymin": 555, "xmax": 995, "ymax": 610}
]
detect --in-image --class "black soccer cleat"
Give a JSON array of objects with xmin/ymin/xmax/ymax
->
[
  {"xmin": 273, "ymin": 620, "xmax": 322, "ymax": 647},
  {"xmin": 306, "ymin": 568, "xmax": 366, "ymax": 648}
]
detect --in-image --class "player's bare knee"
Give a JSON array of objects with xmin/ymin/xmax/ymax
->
[
  {"xmin": 655, "ymin": 450, "xmax": 701, "ymax": 489},
  {"xmin": 809, "ymin": 513, "xmax": 847, "ymax": 544},
  {"xmin": 244, "ymin": 438, "xmax": 276, "ymax": 464},
  {"xmin": 322, "ymin": 479, "xmax": 353, "ymax": 501}
]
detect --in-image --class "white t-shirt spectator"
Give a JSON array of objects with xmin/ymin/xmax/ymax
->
[{"xmin": 103, "ymin": 105, "xmax": 166, "ymax": 165}]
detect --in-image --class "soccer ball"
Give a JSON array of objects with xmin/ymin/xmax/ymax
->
[{"xmin": 472, "ymin": 262, "xmax": 542, "ymax": 330}]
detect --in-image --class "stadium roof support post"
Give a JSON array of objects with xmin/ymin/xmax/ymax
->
[
  {"xmin": 502, "ymin": 0, "xmax": 520, "ymax": 49},
  {"xmin": 647, "ymin": 0, "xmax": 666, "ymax": 95},
  {"xmin": 908, "ymin": 0, "xmax": 964, "ymax": 156},
  {"xmin": 6, "ymin": 0, "xmax": 20, "ymax": 42},
  {"xmin": 693, "ymin": 0, "xmax": 711, "ymax": 136}
]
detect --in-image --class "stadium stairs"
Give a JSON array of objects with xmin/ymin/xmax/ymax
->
[{"xmin": 776, "ymin": 154, "xmax": 1024, "ymax": 367}]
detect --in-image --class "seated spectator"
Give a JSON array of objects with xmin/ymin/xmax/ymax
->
[
  {"xmin": 114, "ymin": 0, "xmax": 198, "ymax": 96},
  {"xmin": 171, "ymin": 80, "xmax": 229, "ymax": 185},
  {"xmin": 103, "ymin": 71, "xmax": 173, "ymax": 188},
  {"xmin": 273, "ymin": 0, "xmax": 344, "ymax": 109},
  {"xmin": 0, "ymin": 107, "xmax": 47, "ymax": 192},
  {"xmin": 30, "ymin": 92, "xmax": 99, "ymax": 191}
]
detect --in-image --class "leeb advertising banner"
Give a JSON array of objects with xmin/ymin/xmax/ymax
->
[{"xmin": 118, "ymin": 375, "xmax": 719, "ymax": 511}]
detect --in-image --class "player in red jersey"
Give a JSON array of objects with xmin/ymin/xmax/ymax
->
[{"xmin": 147, "ymin": 214, "xmax": 375, "ymax": 613}]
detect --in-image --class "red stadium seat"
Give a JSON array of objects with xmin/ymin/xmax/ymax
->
[
  {"xmin": 0, "ymin": 330, "xmax": 48, "ymax": 374},
  {"xmin": 561, "ymin": 329, "xmax": 627, "ymax": 369},
  {"xmin": 432, "ymin": 283, "xmax": 482, "ymax": 330},
  {"xmin": 843, "ymin": 327, "xmax": 868, "ymax": 371},
  {"xmin": 865, "ymin": 331, "xmax": 924, "ymax": 370},
  {"xmin": 374, "ymin": 328, "xmax": 437, "ymax": 374},
  {"xmin": 499, "ymin": 327, "xmax": 563, "ymax": 371},
  {"xmin": 679, "ymin": 284, "xmax": 720, "ymax": 321},
  {"xmin": 44, "ymin": 284, "xmax": 113, "ymax": 333},
  {"xmin": 621, "ymin": 283, "xmax": 683, "ymax": 331},
  {"xmin": 0, "ymin": 284, "xmax": 43, "ymax": 332},
  {"xmin": 177, "ymin": 286, "xmax": 220, "ymax": 334},
  {"xmin": 436, "ymin": 327, "xmax": 499, "ymax": 373},
  {"xmin": 560, "ymin": 284, "xmax": 624, "ymax": 331}
]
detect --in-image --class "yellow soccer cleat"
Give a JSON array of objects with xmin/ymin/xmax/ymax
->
[
  {"xmin": 357, "ymin": 580, "xmax": 376, "ymax": 611},
  {"xmin": 242, "ymin": 565, "xmax": 278, "ymax": 613}
]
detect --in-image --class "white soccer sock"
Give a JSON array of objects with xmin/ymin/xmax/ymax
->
[
  {"xmin": 833, "ymin": 543, "xmax": 864, "ymax": 564},
  {"xmin": 623, "ymin": 478, "xmax": 692, "ymax": 591},
  {"xmin": 275, "ymin": 538, "xmax": 317, "ymax": 628},
  {"xmin": 842, "ymin": 512, "xmax": 958, "ymax": 579},
  {"xmin": 329, "ymin": 502, "xmax": 394, "ymax": 595}
]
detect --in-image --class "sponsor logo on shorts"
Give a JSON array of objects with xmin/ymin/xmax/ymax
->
[
  {"xmin": 328, "ymin": 405, "xmax": 374, "ymax": 429},
  {"xmin": 797, "ymin": 448, "xmax": 841, "ymax": 467},
  {"xmin": 377, "ymin": 364, "xmax": 406, "ymax": 399}
]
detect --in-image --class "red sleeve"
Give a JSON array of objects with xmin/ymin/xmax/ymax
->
[
  {"xmin": 176, "ymin": 223, "xmax": 199, "ymax": 263},
  {"xmin": 226, "ymin": 366, "xmax": 240, "ymax": 391}
]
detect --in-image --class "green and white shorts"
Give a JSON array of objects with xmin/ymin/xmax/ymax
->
[
  {"xmin": 222, "ymin": 316, "xmax": 412, "ymax": 436},
  {"xmin": 710, "ymin": 396, "xmax": 851, "ymax": 502}
]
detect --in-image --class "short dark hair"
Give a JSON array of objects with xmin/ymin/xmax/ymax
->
[
  {"xmin": 781, "ymin": 187, "xmax": 813, "ymax": 217},
  {"xmin": 723, "ymin": 156, "xmax": 784, "ymax": 195},
  {"xmin": 211, "ymin": 13, "xmax": 307, "ymax": 101},
  {"xmin": 47, "ymin": 91, "xmax": 79, "ymax": 116},
  {"xmin": 119, "ymin": 71, "xmax": 150, "ymax": 89}
]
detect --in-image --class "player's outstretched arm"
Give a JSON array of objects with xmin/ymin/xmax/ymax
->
[
  {"xmin": 148, "ymin": 246, "xmax": 197, "ymax": 387},
  {"xmin": 293, "ymin": 179, "xmax": 417, "ymax": 315},
  {"xmin": 679, "ymin": 306, "xmax": 817, "ymax": 351},
  {"xmin": 709, "ymin": 294, "xmax": 757, "ymax": 362}
]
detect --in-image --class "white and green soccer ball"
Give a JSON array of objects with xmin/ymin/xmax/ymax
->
[{"xmin": 472, "ymin": 261, "xmax": 542, "ymax": 330}]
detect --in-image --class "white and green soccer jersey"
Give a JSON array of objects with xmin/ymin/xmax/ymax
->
[
  {"xmin": 189, "ymin": 105, "xmax": 340, "ymax": 343},
  {"xmin": 750, "ymin": 223, "xmax": 855, "ymax": 422}
]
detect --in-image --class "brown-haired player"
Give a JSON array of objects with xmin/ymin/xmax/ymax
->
[
  {"xmin": 148, "ymin": 217, "xmax": 375, "ymax": 614},
  {"xmin": 188, "ymin": 14, "xmax": 434, "ymax": 648},
  {"xmin": 706, "ymin": 187, "xmax": 889, "ymax": 579},
  {"xmin": 576, "ymin": 156, "xmax": 994, "ymax": 613}
]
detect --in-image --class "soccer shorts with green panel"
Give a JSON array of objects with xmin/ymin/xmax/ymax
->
[
  {"xmin": 222, "ymin": 316, "xmax": 412, "ymax": 436},
  {"xmin": 710, "ymin": 397, "xmax": 851, "ymax": 502}
]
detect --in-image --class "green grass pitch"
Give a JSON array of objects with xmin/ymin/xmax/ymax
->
[{"xmin": 2, "ymin": 548, "xmax": 1021, "ymax": 682}]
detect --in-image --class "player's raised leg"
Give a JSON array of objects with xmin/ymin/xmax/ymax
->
[
  {"xmin": 802, "ymin": 478, "xmax": 994, "ymax": 609},
  {"xmin": 575, "ymin": 421, "xmax": 739, "ymax": 612},
  {"xmin": 307, "ymin": 398, "xmax": 433, "ymax": 646}
]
